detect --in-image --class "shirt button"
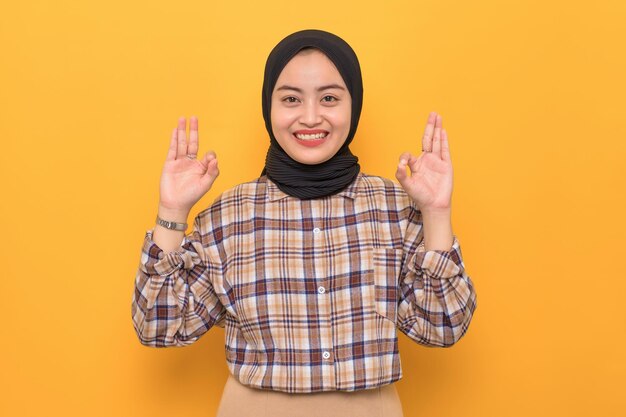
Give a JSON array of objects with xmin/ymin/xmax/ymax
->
[
  {"xmin": 322, "ymin": 351, "xmax": 331, "ymax": 359},
  {"xmin": 317, "ymin": 286, "xmax": 326, "ymax": 294},
  {"xmin": 313, "ymin": 227, "xmax": 321, "ymax": 234}
]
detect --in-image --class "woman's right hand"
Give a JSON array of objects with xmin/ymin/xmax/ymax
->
[{"xmin": 158, "ymin": 116, "xmax": 219, "ymax": 214}]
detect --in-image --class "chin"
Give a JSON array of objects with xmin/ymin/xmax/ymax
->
[
  {"xmin": 292, "ymin": 156, "xmax": 330, "ymax": 165},
  {"xmin": 290, "ymin": 147, "xmax": 338, "ymax": 165}
]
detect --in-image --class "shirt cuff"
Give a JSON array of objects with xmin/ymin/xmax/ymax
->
[
  {"xmin": 408, "ymin": 235, "xmax": 464, "ymax": 279},
  {"xmin": 139, "ymin": 228, "xmax": 203, "ymax": 277}
]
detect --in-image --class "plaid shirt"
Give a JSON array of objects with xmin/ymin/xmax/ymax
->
[{"xmin": 131, "ymin": 173, "xmax": 477, "ymax": 393}]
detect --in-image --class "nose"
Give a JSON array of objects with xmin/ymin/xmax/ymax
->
[{"xmin": 299, "ymin": 101, "xmax": 322, "ymax": 126}]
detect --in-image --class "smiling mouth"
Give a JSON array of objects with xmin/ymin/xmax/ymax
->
[
  {"xmin": 293, "ymin": 132, "xmax": 329, "ymax": 140},
  {"xmin": 293, "ymin": 132, "xmax": 329, "ymax": 147}
]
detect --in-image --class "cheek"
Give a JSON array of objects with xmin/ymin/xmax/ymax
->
[
  {"xmin": 327, "ymin": 110, "xmax": 351, "ymax": 131},
  {"xmin": 330, "ymin": 101, "xmax": 351, "ymax": 126},
  {"xmin": 271, "ymin": 109, "xmax": 295, "ymax": 132}
]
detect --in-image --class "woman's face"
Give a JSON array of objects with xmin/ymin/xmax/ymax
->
[{"xmin": 270, "ymin": 48, "xmax": 352, "ymax": 165}]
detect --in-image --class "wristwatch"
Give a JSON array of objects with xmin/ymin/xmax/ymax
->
[{"xmin": 156, "ymin": 215, "xmax": 188, "ymax": 231}]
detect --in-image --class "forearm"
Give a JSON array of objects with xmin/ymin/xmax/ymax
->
[
  {"xmin": 421, "ymin": 208, "xmax": 454, "ymax": 251},
  {"xmin": 153, "ymin": 205, "xmax": 191, "ymax": 254}
]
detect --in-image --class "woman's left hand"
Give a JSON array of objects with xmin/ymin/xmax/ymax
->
[{"xmin": 395, "ymin": 111, "xmax": 453, "ymax": 213}]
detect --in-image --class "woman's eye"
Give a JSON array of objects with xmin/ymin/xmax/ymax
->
[
  {"xmin": 322, "ymin": 96, "xmax": 337, "ymax": 102},
  {"xmin": 283, "ymin": 97, "xmax": 298, "ymax": 103}
]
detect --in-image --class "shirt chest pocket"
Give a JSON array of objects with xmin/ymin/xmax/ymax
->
[{"xmin": 370, "ymin": 248, "xmax": 404, "ymax": 323}]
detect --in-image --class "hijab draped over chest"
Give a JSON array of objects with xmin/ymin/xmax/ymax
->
[{"xmin": 261, "ymin": 29, "xmax": 364, "ymax": 200}]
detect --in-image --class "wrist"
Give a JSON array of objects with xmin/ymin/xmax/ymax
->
[
  {"xmin": 157, "ymin": 205, "xmax": 191, "ymax": 223},
  {"xmin": 420, "ymin": 208, "xmax": 454, "ymax": 251},
  {"xmin": 420, "ymin": 207, "xmax": 451, "ymax": 219}
]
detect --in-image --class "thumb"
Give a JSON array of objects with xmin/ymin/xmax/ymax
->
[
  {"xmin": 395, "ymin": 153, "xmax": 411, "ymax": 187},
  {"xmin": 199, "ymin": 160, "xmax": 219, "ymax": 190},
  {"xmin": 197, "ymin": 152, "xmax": 218, "ymax": 188},
  {"xmin": 200, "ymin": 151, "xmax": 217, "ymax": 172},
  {"xmin": 206, "ymin": 157, "xmax": 219, "ymax": 178}
]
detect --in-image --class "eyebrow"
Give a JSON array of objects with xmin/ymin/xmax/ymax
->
[{"xmin": 275, "ymin": 83, "xmax": 346, "ymax": 93}]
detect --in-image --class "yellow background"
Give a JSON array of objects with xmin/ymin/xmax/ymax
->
[{"xmin": 1, "ymin": 0, "xmax": 625, "ymax": 416}]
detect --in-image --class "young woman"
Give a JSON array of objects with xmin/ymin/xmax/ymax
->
[{"xmin": 132, "ymin": 29, "xmax": 477, "ymax": 417}]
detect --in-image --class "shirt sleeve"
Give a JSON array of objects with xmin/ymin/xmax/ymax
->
[
  {"xmin": 396, "ymin": 205, "xmax": 478, "ymax": 348},
  {"xmin": 131, "ymin": 215, "xmax": 226, "ymax": 347}
]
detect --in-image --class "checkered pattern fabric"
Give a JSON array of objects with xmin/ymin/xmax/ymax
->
[{"xmin": 131, "ymin": 174, "xmax": 477, "ymax": 393}]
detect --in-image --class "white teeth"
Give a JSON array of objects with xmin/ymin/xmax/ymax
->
[{"xmin": 295, "ymin": 133, "xmax": 328, "ymax": 140}]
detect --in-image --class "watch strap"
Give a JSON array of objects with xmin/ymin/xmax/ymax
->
[{"xmin": 156, "ymin": 215, "xmax": 188, "ymax": 231}]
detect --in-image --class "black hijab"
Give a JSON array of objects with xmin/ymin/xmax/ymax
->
[{"xmin": 261, "ymin": 29, "xmax": 363, "ymax": 200}]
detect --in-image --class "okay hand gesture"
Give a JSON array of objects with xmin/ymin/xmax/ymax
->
[
  {"xmin": 158, "ymin": 116, "xmax": 219, "ymax": 213},
  {"xmin": 395, "ymin": 112, "xmax": 453, "ymax": 213}
]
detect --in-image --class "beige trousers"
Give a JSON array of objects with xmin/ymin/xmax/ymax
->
[{"xmin": 216, "ymin": 374, "xmax": 404, "ymax": 417}]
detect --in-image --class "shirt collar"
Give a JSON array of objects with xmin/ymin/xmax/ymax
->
[{"xmin": 265, "ymin": 173, "xmax": 361, "ymax": 202}]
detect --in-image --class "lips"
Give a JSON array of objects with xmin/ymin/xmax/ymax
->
[
  {"xmin": 293, "ymin": 131, "xmax": 329, "ymax": 147},
  {"xmin": 294, "ymin": 129, "xmax": 328, "ymax": 135},
  {"xmin": 293, "ymin": 130, "xmax": 329, "ymax": 139}
]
